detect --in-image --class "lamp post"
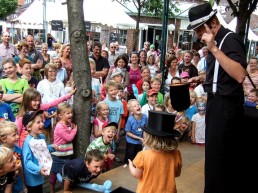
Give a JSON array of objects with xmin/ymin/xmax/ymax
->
[
  {"xmin": 160, "ymin": 0, "xmax": 169, "ymax": 95},
  {"xmin": 43, "ymin": 0, "xmax": 46, "ymax": 43}
]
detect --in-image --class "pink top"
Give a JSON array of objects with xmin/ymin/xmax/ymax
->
[
  {"xmin": 62, "ymin": 59, "xmax": 72, "ymax": 80},
  {"xmin": 90, "ymin": 117, "xmax": 109, "ymax": 142},
  {"xmin": 128, "ymin": 67, "xmax": 141, "ymax": 95},
  {"xmin": 54, "ymin": 122, "xmax": 77, "ymax": 145},
  {"xmin": 15, "ymin": 94, "xmax": 71, "ymax": 147}
]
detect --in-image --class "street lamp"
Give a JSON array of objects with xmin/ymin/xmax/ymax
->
[
  {"xmin": 160, "ymin": 0, "xmax": 169, "ymax": 95},
  {"xmin": 43, "ymin": 0, "xmax": 46, "ymax": 43}
]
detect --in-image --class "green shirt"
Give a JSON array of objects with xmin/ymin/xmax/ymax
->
[
  {"xmin": 86, "ymin": 137, "xmax": 110, "ymax": 154},
  {"xmin": 140, "ymin": 92, "xmax": 164, "ymax": 106},
  {"xmin": 0, "ymin": 78, "xmax": 29, "ymax": 116}
]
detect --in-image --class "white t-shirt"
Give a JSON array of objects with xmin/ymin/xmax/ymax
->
[
  {"xmin": 192, "ymin": 113, "xmax": 205, "ymax": 144},
  {"xmin": 141, "ymin": 103, "xmax": 153, "ymax": 118},
  {"xmin": 91, "ymin": 78, "xmax": 101, "ymax": 99},
  {"xmin": 37, "ymin": 79, "xmax": 65, "ymax": 104}
]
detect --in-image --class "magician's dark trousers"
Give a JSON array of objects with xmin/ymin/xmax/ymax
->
[{"xmin": 204, "ymin": 94, "xmax": 248, "ymax": 193}]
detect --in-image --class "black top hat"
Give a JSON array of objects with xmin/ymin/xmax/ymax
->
[
  {"xmin": 22, "ymin": 110, "xmax": 44, "ymax": 127},
  {"xmin": 142, "ymin": 111, "xmax": 181, "ymax": 137},
  {"xmin": 169, "ymin": 83, "xmax": 190, "ymax": 111},
  {"xmin": 187, "ymin": 3, "xmax": 217, "ymax": 30}
]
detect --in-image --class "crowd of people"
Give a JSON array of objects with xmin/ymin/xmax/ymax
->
[{"xmin": 1, "ymin": 2, "xmax": 258, "ymax": 192}]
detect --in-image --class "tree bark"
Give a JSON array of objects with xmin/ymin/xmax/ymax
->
[{"xmin": 67, "ymin": 0, "xmax": 91, "ymax": 158}]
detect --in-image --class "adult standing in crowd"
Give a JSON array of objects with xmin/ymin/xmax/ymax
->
[
  {"xmin": 25, "ymin": 35, "xmax": 44, "ymax": 80},
  {"xmin": 243, "ymin": 57, "xmax": 258, "ymax": 98},
  {"xmin": 187, "ymin": 3, "xmax": 248, "ymax": 193},
  {"xmin": 178, "ymin": 50, "xmax": 198, "ymax": 78},
  {"xmin": 142, "ymin": 41, "xmax": 150, "ymax": 53},
  {"xmin": 41, "ymin": 43, "xmax": 51, "ymax": 68},
  {"xmin": 197, "ymin": 46, "xmax": 208, "ymax": 74},
  {"xmin": 164, "ymin": 55, "xmax": 180, "ymax": 94},
  {"xmin": 0, "ymin": 32, "xmax": 19, "ymax": 78},
  {"xmin": 114, "ymin": 41, "xmax": 125, "ymax": 55},
  {"xmin": 59, "ymin": 44, "xmax": 72, "ymax": 80},
  {"xmin": 0, "ymin": 32, "xmax": 19, "ymax": 60},
  {"xmin": 108, "ymin": 42, "xmax": 120, "ymax": 67},
  {"xmin": 13, "ymin": 41, "xmax": 34, "ymax": 76},
  {"xmin": 139, "ymin": 50, "xmax": 148, "ymax": 68},
  {"xmin": 90, "ymin": 41, "xmax": 110, "ymax": 83}
]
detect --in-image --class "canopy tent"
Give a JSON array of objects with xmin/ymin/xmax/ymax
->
[
  {"xmin": 227, "ymin": 17, "xmax": 258, "ymax": 42},
  {"xmin": 13, "ymin": 0, "xmax": 146, "ymax": 30},
  {"xmin": 13, "ymin": 0, "xmax": 66, "ymax": 25}
]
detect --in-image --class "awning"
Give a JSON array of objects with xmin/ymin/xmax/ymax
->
[{"xmin": 13, "ymin": 0, "xmax": 145, "ymax": 30}]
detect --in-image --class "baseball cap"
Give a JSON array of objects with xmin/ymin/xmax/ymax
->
[
  {"xmin": 110, "ymin": 69, "xmax": 124, "ymax": 79},
  {"xmin": 22, "ymin": 110, "xmax": 44, "ymax": 127},
  {"xmin": 180, "ymin": 72, "xmax": 190, "ymax": 79},
  {"xmin": 147, "ymin": 89, "xmax": 158, "ymax": 96},
  {"xmin": 102, "ymin": 122, "xmax": 118, "ymax": 130}
]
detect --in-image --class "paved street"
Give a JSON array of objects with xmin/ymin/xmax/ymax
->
[{"xmin": 56, "ymin": 137, "xmax": 205, "ymax": 193}]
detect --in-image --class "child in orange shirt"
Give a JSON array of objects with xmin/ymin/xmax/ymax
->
[{"xmin": 128, "ymin": 111, "xmax": 182, "ymax": 193}]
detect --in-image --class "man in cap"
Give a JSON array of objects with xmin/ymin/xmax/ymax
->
[{"xmin": 187, "ymin": 3, "xmax": 249, "ymax": 193}]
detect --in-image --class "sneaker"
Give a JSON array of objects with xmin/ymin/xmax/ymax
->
[{"xmin": 114, "ymin": 156, "xmax": 122, "ymax": 163}]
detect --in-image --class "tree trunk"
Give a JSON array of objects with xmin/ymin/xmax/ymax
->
[{"xmin": 67, "ymin": 0, "xmax": 91, "ymax": 158}]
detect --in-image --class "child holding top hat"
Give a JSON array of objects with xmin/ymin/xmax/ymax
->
[{"xmin": 128, "ymin": 110, "xmax": 182, "ymax": 193}]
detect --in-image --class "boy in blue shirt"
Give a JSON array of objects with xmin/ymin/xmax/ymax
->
[
  {"xmin": 124, "ymin": 99, "xmax": 147, "ymax": 164},
  {"xmin": 22, "ymin": 110, "xmax": 57, "ymax": 193},
  {"xmin": 103, "ymin": 80, "xmax": 124, "ymax": 162},
  {"xmin": 60, "ymin": 149, "xmax": 105, "ymax": 192}
]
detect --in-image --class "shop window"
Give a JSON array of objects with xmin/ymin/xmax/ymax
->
[{"xmin": 118, "ymin": 29, "xmax": 127, "ymax": 46}]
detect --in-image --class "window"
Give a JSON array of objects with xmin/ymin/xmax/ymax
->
[
  {"xmin": 118, "ymin": 30, "xmax": 127, "ymax": 46},
  {"xmin": 24, "ymin": 0, "xmax": 33, "ymax": 5}
]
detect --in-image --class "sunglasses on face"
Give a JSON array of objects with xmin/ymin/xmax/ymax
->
[{"xmin": 0, "ymin": 91, "xmax": 4, "ymax": 95}]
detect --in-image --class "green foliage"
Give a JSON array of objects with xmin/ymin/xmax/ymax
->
[
  {"xmin": 142, "ymin": 0, "xmax": 180, "ymax": 18},
  {"xmin": 142, "ymin": 0, "xmax": 163, "ymax": 17},
  {"xmin": 0, "ymin": 0, "xmax": 18, "ymax": 20}
]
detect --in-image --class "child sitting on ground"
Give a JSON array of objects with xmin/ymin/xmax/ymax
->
[{"xmin": 60, "ymin": 149, "xmax": 105, "ymax": 193}]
